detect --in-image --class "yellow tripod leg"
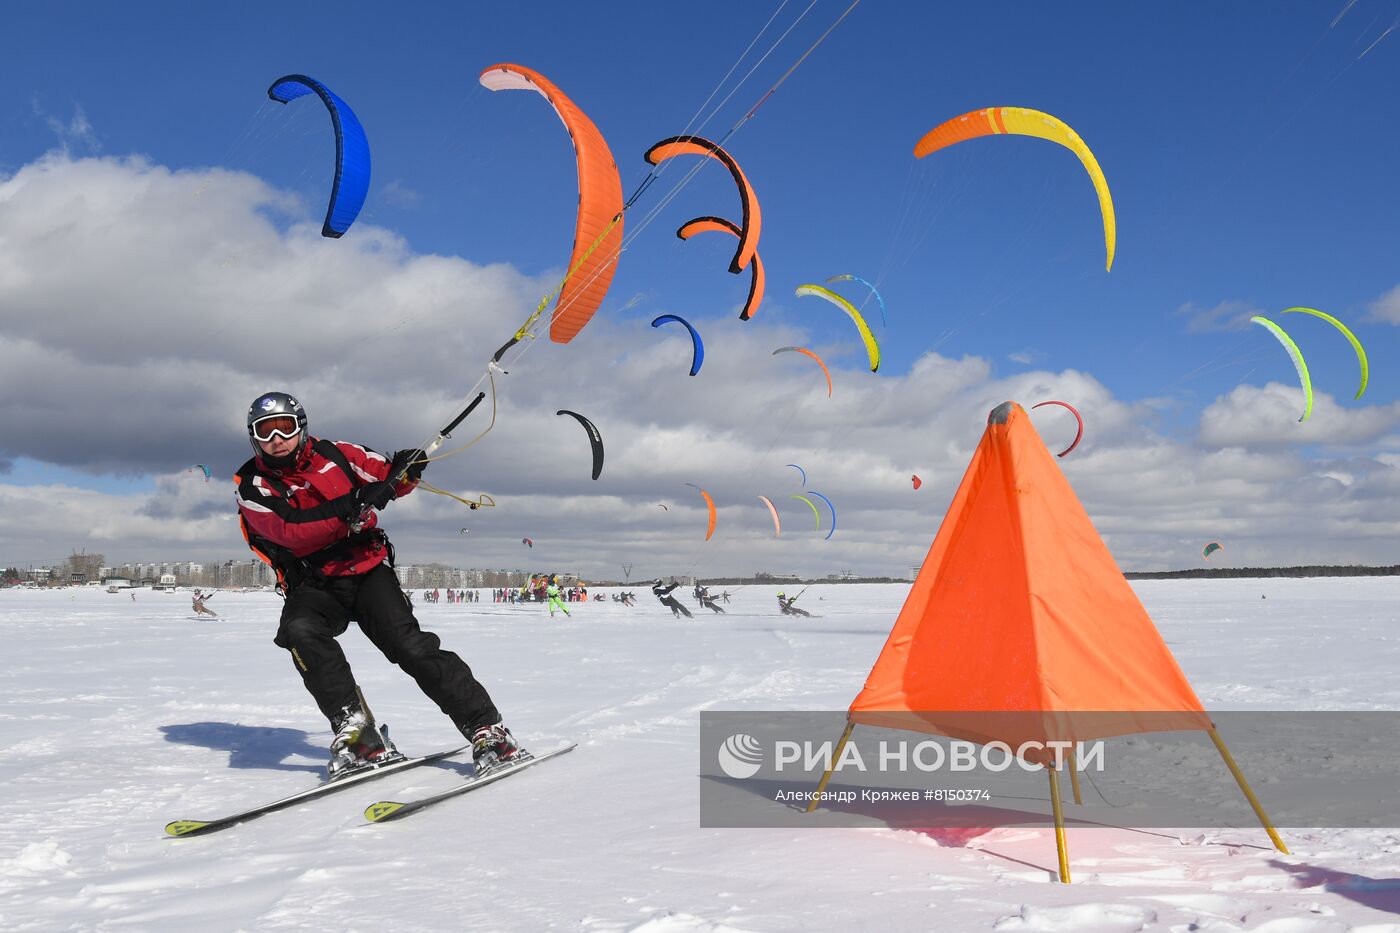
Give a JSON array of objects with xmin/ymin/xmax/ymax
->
[
  {"xmin": 1068, "ymin": 748, "xmax": 1083, "ymax": 805},
  {"xmin": 804, "ymin": 723, "xmax": 854, "ymax": 814},
  {"xmin": 1209, "ymin": 729, "xmax": 1288, "ymax": 854},
  {"xmin": 1048, "ymin": 765, "xmax": 1071, "ymax": 882}
]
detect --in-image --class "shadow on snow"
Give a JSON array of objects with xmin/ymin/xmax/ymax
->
[{"xmin": 160, "ymin": 721, "xmax": 324, "ymax": 774}]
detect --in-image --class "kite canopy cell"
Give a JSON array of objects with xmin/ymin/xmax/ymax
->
[
  {"xmin": 480, "ymin": 63, "xmax": 625, "ymax": 345},
  {"xmin": 913, "ymin": 107, "xmax": 1116, "ymax": 271},
  {"xmin": 267, "ymin": 74, "xmax": 371, "ymax": 239}
]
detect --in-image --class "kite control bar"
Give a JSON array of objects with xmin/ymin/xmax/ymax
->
[{"xmin": 348, "ymin": 390, "xmax": 487, "ymax": 533}]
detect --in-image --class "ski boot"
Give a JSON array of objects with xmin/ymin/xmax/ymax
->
[
  {"xmin": 468, "ymin": 722, "xmax": 531, "ymax": 777},
  {"xmin": 327, "ymin": 704, "xmax": 404, "ymax": 780}
]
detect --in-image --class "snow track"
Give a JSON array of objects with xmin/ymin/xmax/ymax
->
[{"xmin": 2, "ymin": 581, "xmax": 1399, "ymax": 929}]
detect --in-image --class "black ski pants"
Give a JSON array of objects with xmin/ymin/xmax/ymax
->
[
  {"xmin": 660, "ymin": 596, "xmax": 692, "ymax": 618},
  {"xmin": 274, "ymin": 564, "xmax": 499, "ymax": 732}
]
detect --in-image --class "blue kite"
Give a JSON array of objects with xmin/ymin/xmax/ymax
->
[
  {"xmin": 267, "ymin": 74, "xmax": 371, "ymax": 238},
  {"xmin": 651, "ymin": 314, "xmax": 705, "ymax": 376}
]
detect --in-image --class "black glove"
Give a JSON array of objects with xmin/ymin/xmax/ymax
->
[
  {"xmin": 389, "ymin": 448, "xmax": 427, "ymax": 483},
  {"xmin": 358, "ymin": 480, "xmax": 397, "ymax": 511},
  {"xmin": 326, "ymin": 480, "xmax": 397, "ymax": 520}
]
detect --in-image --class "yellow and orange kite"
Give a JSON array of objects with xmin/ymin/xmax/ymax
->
[{"xmin": 914, "ymin": 107, "xmax": 1116, "ymax": 271}]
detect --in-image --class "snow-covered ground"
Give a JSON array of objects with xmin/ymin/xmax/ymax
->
[{"xmin": 3, "ymin": 579, "xmax": 1399, "ymax": 931}]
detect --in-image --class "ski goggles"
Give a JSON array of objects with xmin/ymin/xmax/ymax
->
[{"xmin": 250, "ymin": 415, "xmax": 301, "ymax": 443}]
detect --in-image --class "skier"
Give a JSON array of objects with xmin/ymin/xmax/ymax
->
[
  {"xmin": 693, "ymin": 583, "xmax": 726, "ymax": 614},
  {"xmin": 651, "ymin": 579, "xmax": 692, "ymax": 618},
  {"xmin": 546, "ymin": 575, "xmax": 571, "ymax": 618},
  {"xmin": 777, "ymin": 592, "xmax": 813, "ymax": 618},
  {"xmin": 234, "ymin": 391, "xmax": 526, "ymax": 779},
  {"xmin": 192, "ymin": 589, "xmax": 219, "ymax": 619}
]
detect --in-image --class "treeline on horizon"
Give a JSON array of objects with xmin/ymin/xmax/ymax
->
[{"xmin": 1123, "ymin": 565, "xmax": 1400, "ymax": 580}]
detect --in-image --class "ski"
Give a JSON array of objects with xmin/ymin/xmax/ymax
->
[
  {"xmin": 165, "ymin": 743, "xmax": 471, "ymax": 837},
  {"xmin": 363, "ymin": 742, "xmax": 577, "ymax": 823}
]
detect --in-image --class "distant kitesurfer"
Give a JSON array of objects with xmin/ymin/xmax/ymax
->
[
  {"xmin": 652, "ymin": 580, "xmax": 692, "ymax": 618},
  {"xmin": 192, "ymin": 589, "xmax": 219, "ymax": 619},
  {"xmin": 547, "ymin": 575, "xmax": 571, "ymax": 618},
  {"xmin": 777, "ymin": 592, "xmax": 812, "ymax": 618},
  {"xmin": 694, "ymin": 583, "xmax": 726, "ymax": 614}
]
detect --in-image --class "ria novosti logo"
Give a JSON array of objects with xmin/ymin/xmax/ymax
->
[
  {"xmin": 717, "ymin": 733, "xmax": 764, "ymax": 778},
  {"xmin": 715, "ymin": 733, "xmax": 1108, "ymax": 778}
]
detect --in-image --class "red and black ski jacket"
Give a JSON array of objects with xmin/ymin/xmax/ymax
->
[{"xmin": 235, "ymin": 437, "xmax": 417, "ymax": 585}]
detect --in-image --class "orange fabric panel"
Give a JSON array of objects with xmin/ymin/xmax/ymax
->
[
  {"xmin": 850, "ymin": 402, "xmax": 1208, "ymax": 745},
  {"xmin": 701, "ymin": 487, "xmax": 717, "ymax": 541},
  {"xmin": 479, "ymin": 63, "xmax": 624, "ymax": 345},
  {"xmin": 676, "ymin": 215, "xmax": 764, "ymax": 320},
  {"xmin": 912, "ymin": 108, "xmax": 999, "ymax": 158},
  {"xmin": 789, "ymin": 347, "xmax": 831, "ymax": 396},
  {"xmin": 645, "ymin": 135, "xmax": 760, "ymax": 274}
]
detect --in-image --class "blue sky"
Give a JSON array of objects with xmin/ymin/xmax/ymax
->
[
  {"xmin": 7, "ymin": 1, "xmax": 1396, "ymax": 388},
  {"xmin": 3, "ymin": 2, "xmax": 1400, "ymax": 575}
]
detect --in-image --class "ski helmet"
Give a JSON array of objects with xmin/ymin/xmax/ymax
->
[{"xmin": 247, "ymin": 391, "xmax": 308, "ymax": 462}]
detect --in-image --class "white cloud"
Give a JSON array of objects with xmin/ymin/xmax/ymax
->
[
  {"xmin": 1365, "ymin": 282, "xmax": 1400, "ymax": 324},
  {"xmin": 1175, "ymin": 299, "xmax": 1261, "ymax": 334},
  {"xmin": 30, "ymin": 99, "xmax": 99, "ymax": 155},
  {"xmin": 4, "ymin": 154, "xmax": 1400, "ymax": 577},
  {"xmin": 380, "ymin": 180, "xmax": 423, "ymax": 207},
  {"xmin": 1198, "ymin": 383, "xmax": 1400, "ymax": 448}
]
